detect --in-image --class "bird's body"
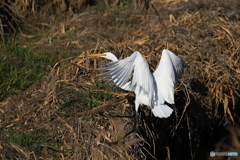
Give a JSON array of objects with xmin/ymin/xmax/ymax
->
[{"xmin": 89, "ymin": 49, "xmax": 184, "ymax": 118}]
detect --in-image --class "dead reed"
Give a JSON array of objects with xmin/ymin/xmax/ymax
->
[{"xmin": 0, "ymin": 0, "xmax": 240, "ymax": 159}]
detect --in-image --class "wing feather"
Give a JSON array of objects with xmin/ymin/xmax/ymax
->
[
  {"xmin": 166, "ymin": 50, "xmax": 185, "ymax": 83},
  {"xmin": 153, "ymin": 49, "xmax": 184, "ymax": 104},
  {"xmin": 98, "ymin": 51, "xmax": 156, "ymax": 105}
]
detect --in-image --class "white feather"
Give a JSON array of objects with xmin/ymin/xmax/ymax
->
[{"xmin": 94, "ymin": 49, "xmax": 184, "ymax": 118}]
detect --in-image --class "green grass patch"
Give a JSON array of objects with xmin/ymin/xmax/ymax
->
[
  {"xmin": 77, "ymin": 0, "xmax": 134, "ymax": 19},
  {"xmin": 118, "ymin": 0, "xmax": 135, "ymax": 10},
  {"xmin": 4, "ymin": 128, "xmax": 56, "ymax": 156},
  {"xmin": 56, "ymin": 81, "xmax": 117, "ymax": 117},
  {"xmin": 95, "ymin": 1, "xmax": 108, "ymax": 13},
  {"xmin": 0, "ymin": 39, "xmax": 79, "ymax": 101},
  {"xmin": 64, "ymin": 147, "xmax": 76, "ymax": 158}
]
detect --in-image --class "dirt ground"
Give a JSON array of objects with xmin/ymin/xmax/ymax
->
[{"xmin": 1, "ymin": 0, "xmax": 240, "ymax": 159}]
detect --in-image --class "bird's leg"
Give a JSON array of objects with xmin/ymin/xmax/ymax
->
[
  {"xmin": 108, "ymin": 107, "xmax": 137, "ymax": 137},
  {"xmin": 108, "ymin": 94, "xmax": 137, "ymax": 137},
  {"xmin": 124, "ymin": 98, "xmax": 140, "ymax": 137},
  {"xmin": 124, "ymin": 110, "xmax": 137, "ymax": 138}
]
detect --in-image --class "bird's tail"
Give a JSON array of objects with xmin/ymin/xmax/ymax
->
[{"xmin": 151, "ymin": 104, "xmax": 173, "ymax": 118}]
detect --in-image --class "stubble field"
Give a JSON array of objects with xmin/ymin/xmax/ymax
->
[{"xmin": 0, "ymin": 0, "xmax": 240, "ymax": 159}]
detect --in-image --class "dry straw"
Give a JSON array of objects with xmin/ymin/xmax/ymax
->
[{"xmin": 1, "ymin": 0, "xmax": 240, "ymax": 159}]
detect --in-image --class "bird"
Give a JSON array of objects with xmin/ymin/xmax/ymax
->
[{"xmin": 89, "ymin": 49, "xmax": 184, "ymax": 118}]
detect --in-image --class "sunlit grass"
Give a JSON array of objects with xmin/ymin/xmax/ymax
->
[{"xmin": 0, "ymin": 39, "xmax": 77, "ymax": 101}]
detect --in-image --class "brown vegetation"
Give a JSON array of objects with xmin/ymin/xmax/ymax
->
[{"xmin": 1, "ymin": 0, "xmax": 240, "ymax": 159}]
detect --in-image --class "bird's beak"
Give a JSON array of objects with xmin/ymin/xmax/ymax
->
[{"xmin": 88, "ymin": 53, "xmax": 105, "ymax": 57}]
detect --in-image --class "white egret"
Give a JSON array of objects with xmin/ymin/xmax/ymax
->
[{"xmin": 89, "ymin": 49, "xmax": 184, "ymax": 118}]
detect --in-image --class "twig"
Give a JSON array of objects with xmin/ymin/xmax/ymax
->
[
  {"xmin": 98, "ymin": 142, "xmax": 126, "ymax": 160},
  {"xmin": 171, "ymin": 82, "xmax": 190, "ymax": 137}
]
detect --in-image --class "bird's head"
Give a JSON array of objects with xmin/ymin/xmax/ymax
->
[{"xmin": 89, "ymin": 52, "xmax": 118, "ymax": 62}]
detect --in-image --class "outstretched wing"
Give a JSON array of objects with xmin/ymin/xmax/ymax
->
[
  {"xmin": 153, "ymin": 49, "xmax": 184, "ymax": 104},
  {"xmin": 97, "ymin": 51, "xmax": 156, "ymax": 105},
  {"xmin": 168, "ymin": 50, "xmax": 185, "ymax": 84}
]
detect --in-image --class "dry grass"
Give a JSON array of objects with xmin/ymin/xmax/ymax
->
[
  {"xmin": 212, "ymin": 120, "xmax": 240, "ymax": 160},
  {"xmin": 1, "ymin": 0, "xmax": 240, "ymax": 159}
]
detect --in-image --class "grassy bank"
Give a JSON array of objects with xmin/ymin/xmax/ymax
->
[{"xmin": 0, "ymin": 40, "xmax": 72, "ymax": 101}]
